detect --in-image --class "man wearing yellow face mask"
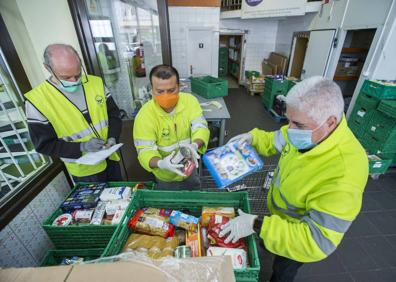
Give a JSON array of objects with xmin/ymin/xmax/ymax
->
[{"xmin": 133, "ymin": 65, "xmax": 210, "ymax": 189}]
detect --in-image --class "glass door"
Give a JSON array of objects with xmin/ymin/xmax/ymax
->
[{"xmin": 74, "ymin": 0, "xmax": 167, "ymax": 118}]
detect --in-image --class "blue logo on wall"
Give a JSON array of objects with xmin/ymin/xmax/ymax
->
[{"xmin": 245, "ymin": 0, "xmax": 263, "ymax": 7}]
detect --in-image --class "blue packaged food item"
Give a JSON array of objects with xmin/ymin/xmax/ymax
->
[
  {"xmin": 202, "ymin": 142, "xmax": 263, "ymax": 188},
  {"xmin": 60, "ymin": 183, "xmax": 107, "ymax": 212},
  {"xmin": 169, "ymin": 210, "xmax": 199, "ymax": 231}
]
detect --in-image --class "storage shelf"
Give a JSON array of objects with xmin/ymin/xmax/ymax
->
[
  {"xmin": 334, "ymin": 76, "xmax": 359, "ymax": 81},
  {"xmin": 229, "ymin": 46, "xmax": 240, "ymax": 50},
  {"xmin": 229, "ymin": 58, "xmax": 240, "ymax": 64},
  {"xmin": 341, "ymin": 48, "xmax": 368, "ymax": 53}
]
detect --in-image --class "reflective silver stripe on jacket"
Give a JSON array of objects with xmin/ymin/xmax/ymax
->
[
  {"xmin": 274, "ymin": 130, "xmax": 286, "ymax": 153},
  {"xmin": 301, "ymin": 216, "xmax": 337, "ymax": 256},
  {"xmin": 134, "ymin": 139, "xmax": 158, "ymax": 154},
  {"xmin": 270, "ymin": 190, "xmax": 302, "ymax": 219},
  {"xmin": 307, "ymin": 210, "xmax": 352, "ymax": 233},
  {"xmin": 157, "ymin": 138, "xmax": 191, "ymax": 152},
  {"xmin": 60, "ymin": 157, "xmax": 77, "ymax": 163},
  {"xmin": 61, "ymin": 120, "xmax": 108, "ymax": 141},
  {"xmin": 191, "ymin": 116, "xmax": 208, "ymax": 131}
]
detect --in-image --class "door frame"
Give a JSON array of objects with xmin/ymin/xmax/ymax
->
[
  {"xmin": 67, "ymin": 0, "xmax": 172, "ymax": 75},
  {"xmin": 219, "ymin": 30, "xmax": 246, "ymax": 83}
]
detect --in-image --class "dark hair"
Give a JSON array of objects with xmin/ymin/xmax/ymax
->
[{"xmin": 149, "ymin": 64, "xmax": 179, "ymax": 85}]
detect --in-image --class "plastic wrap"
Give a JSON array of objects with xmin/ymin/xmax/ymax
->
[{"xmin": 81, "ymin": 251, "xmax": 235, "ymax": 282}]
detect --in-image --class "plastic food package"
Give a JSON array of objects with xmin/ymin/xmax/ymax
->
[
  {"xmin": 202, "ymin": 142, "xmax": 263, "ymax": 188},
  {"xmin": 142, "ymin": 208, "xmax": 172, "ymax": 219},
  {"xmin": 201, "ymin": 207, "xmax": 235, "ymax": 227},
  {"xmin": 60, "ymin": 256, "xmax": 84, "ymax": 265},
  {"xmin": 207, "ymin": 215, "xmax": 246, "ymax": 249},
  {"xmin": 100, "ymin": 186, "xmax": 131, "ymax": 201},
  {"xmin": 60, "ymin": 183, "xmax": 106, "ymax": 212},
  {"xmin": 90, "ymin": 202, "xmax": 106, "ymax": 225},
  {"xmin": 52, "ymin": 213, "xmax": 72, "ymax": 226},
  {"xmin": 72, "ymin": 209, "xmax": 94, "ymax": 224},
  {"xmin": 105, "ymin": 199, "xmax": 130, "ymax": 216},
  {"xmin": 186, "ymin": 223, "xmax": 201, "ymax": 257},
  {"xmin": 207, "ymin": 247, "xmax": 247, "ymax": 270},
  {"xmin": 128, "ymin": 209, "xmax": 175, "ymax": 238},
  {"xmin": 169, "ymin": 210, "xmax": 198, "ymax": 231},
  {"xmin": 111, "ymin": 209, "xmax": 126, "ymax": 225},
  {"xmin": 122, "ymin": 234, "xmax": 178, "ymax": 259}
]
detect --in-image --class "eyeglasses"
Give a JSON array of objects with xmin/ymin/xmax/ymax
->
[{"xmin": 46, "ymin": 64, "xmax": 89, "ymax": 88}]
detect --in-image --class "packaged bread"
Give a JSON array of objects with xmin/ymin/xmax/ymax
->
[
  {"xmin": 201, "ymin": 207, "xmax": 235, "ymax": 227},
  {"xmin": 123, "ymin": 233, "xmax": 178, "ymax": 259},
  {"xmin": 128, "ymin": 209, "xmax": 175, "ymax": 238}
]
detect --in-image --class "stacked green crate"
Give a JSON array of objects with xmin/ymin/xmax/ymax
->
[
  {"xmin": 218, "ymin": 47, "xmax": 228, "ymax": 77},
  {"xmin": 262, "ymin": 77, "xmax": 288, "ymax": 110}
]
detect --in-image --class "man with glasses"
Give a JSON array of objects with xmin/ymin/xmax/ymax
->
[
  {"xmin": 220, "ymin": 76, "xmax": 368, "ymax": 282},
  {"xmin": 25, "ymin": 43, "xmax": 122, "ymax": 182},
  {"xmin": 133, "ymin": 65, "xmax": 210, "ymax": 189}
]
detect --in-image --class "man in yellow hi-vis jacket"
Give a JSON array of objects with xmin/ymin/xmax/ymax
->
[
  {"xmin": 133, "ymin": 65, "xmax": 210, "ymax": 189},
  {"xmin": 25, "ymin": 44, "xmax": 122, "ymax": 182},
  {"xmin": 220, "ymin": 76, "xmax": 368, "ymax": 281}
]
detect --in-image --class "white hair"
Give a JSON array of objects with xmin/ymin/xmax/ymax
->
[{"xmin": 285, "ymin": 76, "xmax": 344, "ymax": 124}]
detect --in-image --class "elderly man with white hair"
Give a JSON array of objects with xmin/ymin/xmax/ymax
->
[
  {"xmin": 220, "ymin": 76, "xmax": 368, "ymax": 282},
  {"xmin": 25, "ymin": 43, "xmax": 122, "ymax": 182}
]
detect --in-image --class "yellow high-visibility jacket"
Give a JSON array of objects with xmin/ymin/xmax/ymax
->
[
  {"xmin": 250, "ymin": 117, "xmax": 368, "ymax": 262},
  {"xmin": 25, "ymin": 75, "xmax": 119, "ymax": 177},
  {"xmin": 133, "ymin": 92, "xmax": 210, "ymax": 182}
]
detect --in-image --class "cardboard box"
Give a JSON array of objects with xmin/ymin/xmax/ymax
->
[
  {"xmin": 0, "ymin": 257, "xmax": 235, "ymax": 282},
  {"xmin": 262, "ymin": 52, "xmax": 288, "ymax": 75}
]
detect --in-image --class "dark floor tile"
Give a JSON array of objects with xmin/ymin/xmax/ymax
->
[
  {"xmin": 336, "ymin": 239, "xmax": 379, "ymax": 272},
  {"xmin": 344, "ymin": 214, "xmax": 381, "ymax": 238},
  {"xmin": 385, "ymin": 235, "xmax": 396, "ymax": 249},
  {"xmin": 294, "ymin": 273, "xmax": 353, "ymax": 282},
  {"xmin": 361, "ymin": 193, "xmax": 383, "ymax": 212},
  {"xmin": 350, "ymin": 269, "xmax": 396, "ymax": 282},
  {"xmin": 297, "ymin": 253, "xmax": 345, "ymax": 277},
  {"xmin": 366, "ymin": 211, "xmax": 396, "ymax": 235},
  {"xmin": 359, "ymin": 236, "xmax": 396, "ymax": 267},
  {"xmin": 367, "ymin": 191, "xmax": 396, "ymax": 211},
  {"xmin": 364, "ymin": 179, "xmax": 383, "ymax": 193}
]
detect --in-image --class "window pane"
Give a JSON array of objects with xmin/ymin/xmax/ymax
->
[{"xmin": 0, "ymin": 48, "xmax": 51, "ymax": 205}]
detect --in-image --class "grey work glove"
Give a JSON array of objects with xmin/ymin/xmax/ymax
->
[
  {"xmin": 180, "ymin": 142, "xmax": 200, "ymax": 167},
  {"xmin": 80, "ymin": 138, "xmax": 106, "ymax": 152},
  {"xmin": 157, "ymin": 151, "xmax": 186, "ymax": 177},
  {"xmin": 106, "ymin": 137, "xmax": 116, "ymax": 147},
  {"xmin": 227, "ymin": 132, "xmax": 253, "ymax": 145},
  {"xmin": 219, "ymin": 209, "xmax": 257, "ymax": 243}
]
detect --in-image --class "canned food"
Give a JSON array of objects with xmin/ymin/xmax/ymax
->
[{"xmin": 174, "ymin": 245, "xmax": 192, "ymax": 258}]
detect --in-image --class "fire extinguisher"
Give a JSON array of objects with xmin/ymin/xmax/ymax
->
[{"xmin": 133, "ymin": 44, "xmax": 146, "ymax": 77}]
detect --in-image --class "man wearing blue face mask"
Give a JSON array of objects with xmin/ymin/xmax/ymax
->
[
  {"xmin": 25, "ymin": 44, "xmax": 122, "ymax": 182},
  {"xmin": 222, "ymin": 76, "xmax": 368, "ymax": 282}
]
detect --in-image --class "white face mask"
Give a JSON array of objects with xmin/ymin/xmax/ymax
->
[{"xmin": 287, "ymin": 120, "xmax": 327, "ymax": 150}]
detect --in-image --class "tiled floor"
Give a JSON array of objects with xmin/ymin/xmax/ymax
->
[{"xmin": 221, "ymin": 87, "xmax": 396, "ymax": 282}]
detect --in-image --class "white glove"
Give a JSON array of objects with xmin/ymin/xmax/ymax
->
[
  {"xmin": 227, "ymin": 133, "xmax": 253, "ymax": 145},
  {"xmin": 106, "ymin": 137, "xmax": 116, "ymax": 147},
  {"xmin": 157, "ymin": 151, "xmax": 186, "ymax": 177},
  {"xmin": 219, "ymin": 209, "xmax": 257, "ymax": 244},
  {"xmin": 180, "ymin": 142, "xmax": 200, "ymax": 167}
]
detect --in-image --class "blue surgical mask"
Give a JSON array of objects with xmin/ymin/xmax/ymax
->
[
  {"xmin": 59, "ymin": 77, "xmax": 81, "ymax": 93},
  {"xmin": 287, "ymin": 121, "xmax": 326, "ymax": 150}
]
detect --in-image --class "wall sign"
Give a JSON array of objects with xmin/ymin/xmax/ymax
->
[{"xmin": 241, "ymin": 0, "xmax": 306, "ymax": 19}]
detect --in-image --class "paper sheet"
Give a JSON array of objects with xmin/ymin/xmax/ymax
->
[{"xmin": 76, "ymin": 143, "xmax": 123, "ymax": 165}]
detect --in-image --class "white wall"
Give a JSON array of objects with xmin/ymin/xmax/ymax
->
[
  {"xmin": 220, "ymin": 18, "xmax": 278, "ymax": 73},
  {"xmin": 275, "ymin": 14, "xmax": 315, "ymax": 57},
  {"xmin": 1, "ymin": 0, "xmax": 83, "ymax": 88},
  {"xmin": 0, "ymin": 172, "xmax": 71, "ymax": 267},
  {"xmin": 168, "ymin": 7, "xmax": 220, "ymax": 78}
]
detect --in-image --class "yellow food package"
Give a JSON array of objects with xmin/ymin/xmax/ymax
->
[
  {"xmin": 123, "ymin": 233, "xmax": 178, "ymax": 259},
  {"xmin": 201, "ymin": 207, "xmax": 235, "ymax": 227},
  {"xmin": 186, "ymin": 223, "xmax": 201, "ymax": 257}
]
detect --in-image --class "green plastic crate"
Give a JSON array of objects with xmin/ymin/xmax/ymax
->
[
  {"xmin": 378, "ymin": 99, "xmax": 396, "ymax": 119},
  {"xmin": 40, "ymin": 248, "xmax": 103, "ymax": 267},
  {"xmin": 365, "ymin": 111, "xmax": 396, "ymax": 141},
  {"xmin": 360, "ymin": 133, "xmax": 396, "ymax": 155},
  {"xmin": 264, "ymin": 77, "xmax": 289, "ymax": 92},
  {"xmin": 362, "ymin": 80, "xmax": 396, "ymax": 99},
  {"xmin": 356, "ymin": 91, "xmax": 381, "ymax": 110},
  {"xmin": 245, "ymin": 71, "xmax": 260, "ymax": 80},
  {"xmin": 287, "ymin": 80, "xmax": 297, "ymax": 92},
  {"xmin": 43, "ymin": 181, "xmax": 155, "ymax": 249},
  {"xmin": 103, "ymin": 190, "xmax": 260, "ymax": 282},
  {"xmin": 191, "ymin": 76, "xmax": 228, "ymax": 99},
  {"xmin": 368, "ymin": 155, "xmax": 393, "ymax": 174}
]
